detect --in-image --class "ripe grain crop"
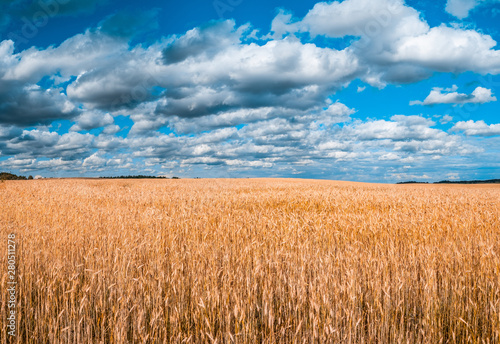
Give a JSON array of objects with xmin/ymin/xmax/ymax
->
[{"xmin": 1, "ymin": 178, "xmax": 499, "ymax": 343}]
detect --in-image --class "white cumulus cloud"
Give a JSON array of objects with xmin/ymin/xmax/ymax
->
[
  {"xmin": 410, "ymin": 86, "xmax": 497, "ymax": 106},
  {"xmin": 444, "ymin": 0, "xmax": 499, "ymax": 19},
  {"xmin": 451, "ymin": 120, "xmax": 500, "ymax": 136}
]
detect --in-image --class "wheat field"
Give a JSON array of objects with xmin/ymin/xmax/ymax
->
[{"xmin": 1, "ymin": 178, "xmax": 499, "ymax": 343}]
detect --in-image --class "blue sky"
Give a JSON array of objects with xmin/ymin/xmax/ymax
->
[{"xmin": 0, "ymin": 0, "xmax": 499, "ymax": 182}]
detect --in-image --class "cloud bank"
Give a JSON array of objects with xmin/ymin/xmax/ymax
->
[{"xmin": 0, "ymin": 0, "xmax": 499, "ymax": 181}]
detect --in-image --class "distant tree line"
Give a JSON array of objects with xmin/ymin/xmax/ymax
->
[
  {"xmin": 434, "ymin": 179, "xmax": 500, "ymax": 184},
  {"xmin": 99, "ymin": 175, "xmax": 180, "ymax": 179},
  {"xmin": 398, "ymin": 179, "xmax": 500, "ymax": 184},
  {"xmin": 0, "ymin": 172, "xmax": 33, "ymax": 180},
  {"xmin": 1, "ymin": 172, "xmax": 181, "ymax": 180}
]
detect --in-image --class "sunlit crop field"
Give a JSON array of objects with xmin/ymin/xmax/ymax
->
[{"xmin": 1, "ymin": 179, "xmax": 499, "ymax": 343}]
